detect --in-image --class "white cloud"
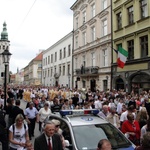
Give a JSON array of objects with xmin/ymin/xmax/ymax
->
[{"xmin": 0, "ymin": 0, "xmax": 76, "ymax": 73}]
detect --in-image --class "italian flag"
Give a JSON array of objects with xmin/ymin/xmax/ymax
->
[{"xmin": 117, "ymin": 46, "xmax": 128, "ymax": 68}]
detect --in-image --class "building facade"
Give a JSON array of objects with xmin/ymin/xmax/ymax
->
[
  {"xmin": 24, "ymin": 51, "xmax": 43, "ymax": 85},
  {"xmin": 42, "ymin": 32, "xmax": 72, "ymax": 88},
  {"xmin": 71, "ymin": 0, "xmax": 112, "ymax": 91},
  {"xmin": 112, "ymin": 0, "xmax": 150, "ymax": 93}
]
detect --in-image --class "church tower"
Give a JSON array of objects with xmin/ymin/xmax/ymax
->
[{"xmin": 0, "ymin": 22, "xmax": 10, "ymax": 85}]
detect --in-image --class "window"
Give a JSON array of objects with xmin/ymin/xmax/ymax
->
[
  {"xmin": 127, "ymin": 40, "xmax": 134, "ymax": 60},
  {"xmin": 68, "ymin": 44, "xmax": 71, "ymax": 56},
  {"xmin": 103, "ymin": 80, "xmax": 108, "ymax": 92},
  {"xmin": 38, "ymin": 63, "xmax": 42, "ymax": 68},
  {"xmin": 102, "ymin": 19, "xmax": 107, "ymax": 36},
  {"xmin": 76, "ymin": 17, "xmax": 78, "ymax": 29},
  {"xmin": 45, "ymin": 70, "xmax": 47, "ymax": 77},
  {"xmin": 55, "ymin": 52, "xmax": 57, "ymax": 62},
  {"xmin": 82, "ymin": 32, "xmax": 86, "ymax": 46},
  {"xmin": 82, "ymin": 80, "xmax": 86, "ymax": 88},
  {"xmin": 59, "ymin": 66, "xmax": 61, "ymax": 75},
  {"xmin": 60, "ymin": 49, "xmax": 62, "ymax": 60},
  {"xmin": 51, "ymin": 54, "xmax": 53, "ymax": 63},
  {"xmin": 64, "ymin": 47, "xmax": 66, "ymax": 58},
  {"xmin": 103, "ymin": 49, "xmax": 108, "ymax": 66},
  {"xmin": 48, "ymin": 69, "xmax": 49, "ymax": 77},
  {"xmin": 75, "ymin": 58, "xmax": 78, "ymax": 69},
  {"xmin": 63, "ymin": 65, "xmax": 65, "ymax": 76},
  {"xmin": 51, "ymin": 68, "xmax": 53, "ymax": 77},
  {"xmin": 102, "ymin": 0, "xmax": 107, "ymax": 10},
  {"xmin": 91, "ymin": 26, "xmax": 95, "ymax": 41},
  {"xmin": 68, "ymin": 64, "xmax": 70, "ymax": 75},
  {"xmin": 91, "ymin": 3, "xmax": 95, "ymax": 17},
  {"xmin": 48, "ymin": 56, "xmax": 50, "ymax": 64},
  {"xmin": 83, "ymin": 55, "xmax": 86, "ymax": 67},
  {"xmin": 116, "ymin": 12, "xmax": 122, "ymax": 29},
  {"xmin": 140, "ymin": 0, "xmax": 148, "ymax": 19},
  {"xmin": 38, "ymin": 72, "xmax": 41, "ymax": 79},
  {"xmin": 83, "ymin": 11, "xmax": 86, "ymax": 24},
  {"xmin": 54, "ymin": 67, "xmax": 56, "ymax": 74},
  {"xmin": 75, "ymin": 36, "xmax": 78, "ymax": 49},
  {"xmin": 46, "ymin": 57, "xmax": 47, "ymax": 65},
  {"xmin": 140, "ymin": 35, "xmax": 148, "ymax": 57},
  {"xmin": 91, "ymin": 52, "xmax": 95, "ymax": 66},
  {"xmin": 128, "ymin": 6, "xmax": 134, "ymax": 24}
]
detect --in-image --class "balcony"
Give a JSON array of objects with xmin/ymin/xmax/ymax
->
[{"xmin": 75, "ymin": 66, "xmax": 99, "ymax": 76}]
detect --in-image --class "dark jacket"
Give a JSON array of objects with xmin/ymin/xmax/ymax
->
[
  {"xmin": 11, "ymin": 106, "xmax": 25, "ymax": 123},
  {"xmin": 34, "ymin": 133, "xmax": 63, "ymax": 150}
]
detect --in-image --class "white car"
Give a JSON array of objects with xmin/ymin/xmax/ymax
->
[{"xmin": 43, "ymin": 109, "xmax": 136, "ymax": 150}]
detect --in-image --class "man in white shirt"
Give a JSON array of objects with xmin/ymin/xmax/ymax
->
[{"xmin": 94, "ymin": 96, "xmax": 103, "ymax": 111}]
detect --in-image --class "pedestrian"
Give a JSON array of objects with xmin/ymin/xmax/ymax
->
[
  {"xmin": 11, "ymin": 99, "xmax": 25, "ymax": 124},
  {"xmin": 97, "ymin": 139, "xmax": 112, "ymax": 150},
  {"xmin": 121, "ymin": 113, "xmax": 140, "ymax": 146},
  {"xmin": 5, "ymin": 98, "xmax": 15, "ymax": 128},
  {"xmin": 0, "ymin": 109, "xmax": 8, "ymax": 150},
  {"xmin": 24, "ymin": 102, "xmax": 39, "ymax": 140},
  {"xmin": 9, "ymin": 114, "xmax": 29, "ymax": 150},
  {"xmin": 38, "ymin": 101, "xmax": 52, "ymax": 132},
  {"xmin": 34, "ymin": 120, "xmax": 63, "ymax": 150},
  {"xmin": 98, "ymin": 105, "xmax": 109, "ymax": 119},
  {"xmin": 25, "ymin": 140, "xmax": 34, "ymax": 150},
  {"xmin": 135, "ymin": 132, "xmax": 150, "ymax": 150},
  {"xmin": 106, "ymin": 106, "xmax": 120, "ymax": 129}
]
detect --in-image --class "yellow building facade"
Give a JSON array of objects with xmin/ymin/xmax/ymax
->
[{"xmin": 112, "ymin": 0, "xmax": 150, "ymax": 93}]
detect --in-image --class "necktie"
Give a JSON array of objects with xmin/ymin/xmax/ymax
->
[{"xmin": 48, "ymin": 138, "xmax": 52, "ymax": 150}]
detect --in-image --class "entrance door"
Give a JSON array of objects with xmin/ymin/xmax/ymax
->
[
  {"xmin": 116, "ymin": 78, "xmax": 124, "ymax": 90},
  {"xmin": 90, "ymin": 79, "xmax": 96, "ymax": 92}
]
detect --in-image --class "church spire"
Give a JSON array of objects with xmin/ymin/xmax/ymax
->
[{"xmin": 1, "ymin": 22, "xmax": 8, "ymax": 40}]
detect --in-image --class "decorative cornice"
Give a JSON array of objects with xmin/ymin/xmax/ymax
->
[
  {"xmin": 74, "ymin": 30, "xmax": 79, "ymax": 35},
  {"xmin": 80, "ymin": 4, "xmax": 88, "ymax": 11},
  {"xmin": 98, "ymin": 11, "xmax": 109, "ymax": 19},
  {"xmin": 88, "ymin": 0, "xmax": 94, "ymax": 4},
  {"xmin": 74, "ymin": 11, "xmax": 80, "ymax": 17},
  {"xmin": 88, "ymin": 18, "xmax": 97, "ymax": 26},
  {"xmin": 79, "ymin": 25, "xmax": 87, "ymax": 31}
]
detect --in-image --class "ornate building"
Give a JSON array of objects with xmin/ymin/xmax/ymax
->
[{"xmin": 71, "ymin": 0, "xmax": 112, "ymax": 91}]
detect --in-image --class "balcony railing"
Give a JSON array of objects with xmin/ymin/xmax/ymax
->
[{"xmin": 75, "ymin": 66, "xmax": 99, "ymax": 75}]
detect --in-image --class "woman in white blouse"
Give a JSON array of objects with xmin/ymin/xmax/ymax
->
[{"xmin": 38, "ymin": 101, "xmax": 52, "ymax": 132}]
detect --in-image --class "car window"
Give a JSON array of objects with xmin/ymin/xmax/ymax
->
[{"xmin": 72, "ymin": 123, "xmax": 131, "ymax": 150}]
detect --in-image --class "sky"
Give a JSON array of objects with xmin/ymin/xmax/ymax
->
[{"xmin": 0, "ymin": 0, "xmax": 76, "ymax": 73}]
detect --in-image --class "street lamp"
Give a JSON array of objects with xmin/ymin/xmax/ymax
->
[{"xmin": 1, "ymin": 47, "xmax": 12, "ymax": 109}]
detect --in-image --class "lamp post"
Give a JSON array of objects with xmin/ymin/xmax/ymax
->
[{"xmin": 1, "ymin": 47, "xmax": 12, "ymax": 109}]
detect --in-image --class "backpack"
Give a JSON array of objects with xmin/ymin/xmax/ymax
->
[{"xmin": 12, "ymin": 123, "xmax": 27, "ymax": 136}]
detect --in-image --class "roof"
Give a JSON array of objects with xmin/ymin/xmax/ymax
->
[
  {"xmin": 33, "ymin": 52, "xmax": 43, "ymax": 61},
  {"xmin": 65, "ymin": 115, "xmax": 108, "ymax": 126}
]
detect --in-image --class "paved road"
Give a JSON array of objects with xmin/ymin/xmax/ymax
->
[{"xmin": 0, "ymin": 99, "xmax": 41, "ymax": 150}]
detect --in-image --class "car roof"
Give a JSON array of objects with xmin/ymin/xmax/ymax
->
[{"xmin": 64, "ymin": 115, "xmax": 108, "ymax": 126}]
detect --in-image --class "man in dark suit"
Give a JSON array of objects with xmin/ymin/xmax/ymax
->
[
  {"xmin": 11, "ymin": 99, "xmax": 25, "ymax": 124},
  {"xmin": 34, "ymin": 121, "xmax": 63, "ymax": 150}
]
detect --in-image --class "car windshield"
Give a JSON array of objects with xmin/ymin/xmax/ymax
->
[{"xmin": 72, "ymin": 123, "xmax": 131, "ymax": 150}]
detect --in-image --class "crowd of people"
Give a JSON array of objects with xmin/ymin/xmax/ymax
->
[{"xmin": 0, "ymin": 85, "xmax": 150, "ymax": 149}]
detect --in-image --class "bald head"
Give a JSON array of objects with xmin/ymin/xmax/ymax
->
[{"xmin": 97, "ymin": 139, "xmax": 111, "ymax": 150}]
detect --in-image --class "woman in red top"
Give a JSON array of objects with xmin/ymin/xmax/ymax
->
[{"xmin": 121, "ymin": 113, "xmax": 140, "ymax": 146}]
